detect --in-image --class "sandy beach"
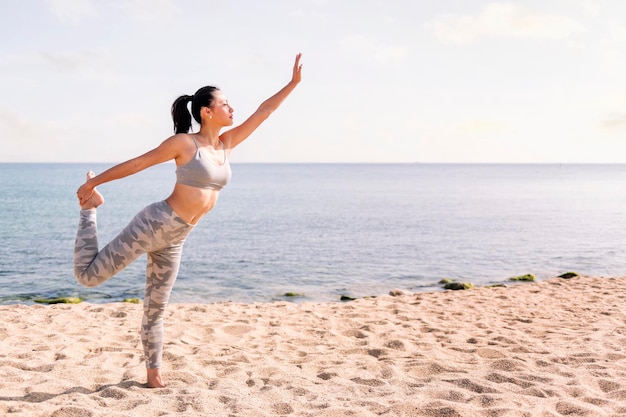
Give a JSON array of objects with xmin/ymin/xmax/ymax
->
[{"xmin": 0, "ymin": 275, "xmax": 624, "ymax": 416}]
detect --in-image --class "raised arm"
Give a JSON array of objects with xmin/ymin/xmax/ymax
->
[
  {"xmin": 76, "ymin": 134, "xmax": 183, "ymax": 205},
  {"xmin": 221, "ymin": 53, "xmax": 303, "ymax": 149}
]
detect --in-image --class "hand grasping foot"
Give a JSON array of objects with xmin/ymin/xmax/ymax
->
[{"xmin": 80, "ymin": 171, "xmax": 105, "ymax": 210}]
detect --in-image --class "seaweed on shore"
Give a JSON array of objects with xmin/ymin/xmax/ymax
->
[
  {"xmin": 509, "ymin": 273, "xmax": 536, "ymax": 282},
  {"xmin": 283, "ymin": 292, "xmax": 305, "ymax": 298},
  {"xmin": 443, "ymin": 282, "xmax": 475, "ymax": 290},
  {"xmin": 34, "ymin": 297, "xmax": 83, "ymax": 304}
]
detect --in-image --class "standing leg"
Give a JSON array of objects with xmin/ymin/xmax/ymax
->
[
  {"xmin": 142, "ymin": 243, "xmax": 185, "ymax": 388},
  {"xmin": 135, "ymin": 201, "xmax": 193, "ymax": 388}
]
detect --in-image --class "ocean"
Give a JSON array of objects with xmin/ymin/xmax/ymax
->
[{"xmin": 1, "ymin": 163, "xmax": 625, "ymax": 305}]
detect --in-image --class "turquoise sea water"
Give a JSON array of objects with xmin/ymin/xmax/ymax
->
[{"xmin": 1, "ymin": 163, "xmax": 626, "ymax": 305}]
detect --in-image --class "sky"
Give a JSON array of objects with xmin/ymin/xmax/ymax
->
[{"xmin": 1, "ymin": 0, "xmax": 626, "ymax": 163}]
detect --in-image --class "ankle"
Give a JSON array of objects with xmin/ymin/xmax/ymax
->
[
  {"xmin": 80, "ymin": 191, "xmax": 104, "ymax": 210},
  {"xmin": 146, "ymin": 367, "xmax": 165, "ymax": 388}
]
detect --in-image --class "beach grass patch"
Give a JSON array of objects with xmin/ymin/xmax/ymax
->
[{"xmin": 122, "ymin": 298, "xmax": 141, "ymax": 304}]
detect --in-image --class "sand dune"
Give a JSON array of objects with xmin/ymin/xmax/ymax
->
[{"xmin": 1, "ymin": 275, "xmax": 625, "ymax": 416}]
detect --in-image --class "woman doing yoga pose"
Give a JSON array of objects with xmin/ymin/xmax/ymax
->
[{"xmin": 74, "ymin": 53, "xmax": 303, "ymax": 388}]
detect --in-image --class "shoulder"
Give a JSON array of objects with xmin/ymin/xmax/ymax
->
[
  {"xmin": 142, "ymin": 134, "xmax": 195, "ymax": 161},
  {"xmin": 158, "ymin": 134, "xmax": 199, "ymax": 164},
  {"xmin": 160, "ymin": 133, "xmax": 196, "ymax": 150},
  {"xmin": 164, "ymin": 133, "xmax": 194, "ymax": 144}
]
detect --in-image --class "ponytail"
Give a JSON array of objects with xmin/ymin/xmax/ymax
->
[
  {"xmin": 170, "ymin": 86, "xmax": 220, "ymax": 134},
  {"xmin": 171, "ymin": 95, "xmax": 194, "ymax": 134}
]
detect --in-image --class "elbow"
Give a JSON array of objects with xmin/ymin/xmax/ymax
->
[{"xmin": 256, "ymin": 108, "xmax": 273, "ymax": 121}]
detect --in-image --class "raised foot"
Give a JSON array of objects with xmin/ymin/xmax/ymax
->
[{"xmin": 80, "ymin": 171, "xmax": 105, "ymax": 210}]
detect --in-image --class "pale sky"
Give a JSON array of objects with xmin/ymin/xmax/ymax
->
[{"xmin": 1, "ymin": 0, "xmax": 626, "ymax": 163}]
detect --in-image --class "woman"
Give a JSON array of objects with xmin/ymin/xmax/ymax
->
[{"xmin": 74, "ymin": 53, "xmax": 303, "ymax": 388}]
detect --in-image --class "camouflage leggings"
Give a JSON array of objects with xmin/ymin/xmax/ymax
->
[{"xmin": 74, "ymin": 200, "xmax": 194, "ymax": 368}]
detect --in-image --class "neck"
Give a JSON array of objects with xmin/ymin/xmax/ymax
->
[{"xmin": 195, "ymin": 127, "xmax": 221, "ymax": 148}]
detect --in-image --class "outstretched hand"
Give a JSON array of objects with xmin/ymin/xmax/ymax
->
[
  {"xmin": 291, "ymin": 53, "xmax": 303, "ymax": 85},
  {"xmin": 218, "ymin": 52, "xmax": 303, "ymax": 150}
]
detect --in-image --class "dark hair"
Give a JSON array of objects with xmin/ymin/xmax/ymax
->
[{"xmin": 171, "ymin": 86, "xmax": 219, "ymax": 134}]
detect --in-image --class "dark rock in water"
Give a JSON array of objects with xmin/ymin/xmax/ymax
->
[
  {"xmin": 443, "ymin": 282, "xmax": 474, "ymax": 290},
  {"xmin": 486, "ymin": 284, "xmax": 507, "ymax": 288},
  {"xmin": 34, "ymin": 297, "xmax": 82, "ymax": 304},
  {"xmin": 509, "ymin": 274, "xmax": 535, "ymax": 282},
  {"xmin": 340, "ymin": 295, "xmax": 357, "ymax": 301},
  {"xmin": 389, "ymin": 289, "xmax": 405, "ymax": 296},
  {"xmin": 558, "ymin": 272, "xmax": 579, "ymax": 279}
]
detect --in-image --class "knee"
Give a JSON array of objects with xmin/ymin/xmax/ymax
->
[{"xmin": 74, "ymin": 270, "xmax": 99, "ymax": 288}]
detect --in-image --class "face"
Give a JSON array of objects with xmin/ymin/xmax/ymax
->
[{"xmin": 207, "ymin": 91, "xmax": 234, "ymax": 126}]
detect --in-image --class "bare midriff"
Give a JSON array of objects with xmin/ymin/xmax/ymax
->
[{"xmin": 166, "ymin": 183, "xmax": 221, "ymax": 225}]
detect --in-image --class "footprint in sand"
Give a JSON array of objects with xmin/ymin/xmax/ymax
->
[
  {"xmin": 598, "ymin": 379, "xmax": 621, "ymax": 393},
  {"xmin": 476, "ymin": 347, "xmax": 506, "ymax": 359},
  {"xmin": 50, "ymin": 407, "xmax": 94, "ymax": 417},
  {"xmin": 222, "ymin": 324, "xmax": 254, "ymax": 336}
]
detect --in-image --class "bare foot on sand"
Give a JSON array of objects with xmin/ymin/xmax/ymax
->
[
  {"xmin": 80, "ymin": 171, "xmax": 104, "ymax": 210},
  {"xmin": 147, "ymin": 368, "xmax": 165, "ymax": 388}
]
